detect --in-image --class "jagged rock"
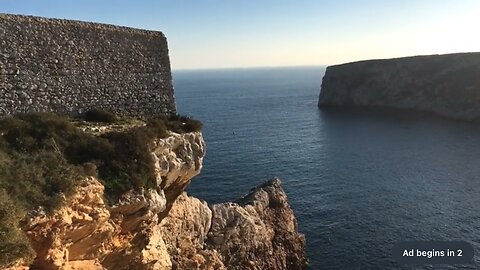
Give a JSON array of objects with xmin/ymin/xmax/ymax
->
[
  {"xmin": 101, "ymin": 224, "xmax": 172, "ymax": 270},
  {"xmin": 160, "ymin": 193, "xmax": 212, "ymax": 253},
  {"xmin": 318, "ymin": 52, "xmax": 480, "ymax": 120},
  {"xmin": 207, "ymin": 178, "xmax": 308, "ymax": 270},
  {"xmin": 158, "ymin": 179, "xmax": 308, "ymax": 270},
  {"xmin": 22, "ymin": 177, "xmax": 115, "ymax": 269},
  {"xmin": 160, "ymin": 193, "xmax": 225, "ymax": 270},
  {"xmin": 152, "ymin": 132, "xmax": 206, "ymax": 220}
]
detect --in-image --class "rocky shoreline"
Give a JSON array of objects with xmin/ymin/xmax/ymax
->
[{"xmin": 6, "ymin": 131, "xmax": 307, "ymax": 270}]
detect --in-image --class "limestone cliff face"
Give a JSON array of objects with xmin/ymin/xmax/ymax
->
[
  {"xmin": 20, "ymin": 131, "xmax": 205, "ymax": 270},
  {"xmin": 13, "ymin": 132, "xmax": 307, "ymax": 270},
  {"xmin": 207, "ymin": 179, "xmax": 307, "ymax": 270},
  {"xmin": 318, "ymin": 52, "xmax": 480, "ymax": 120},
  {"xmin": 161, "ymin": 179, "xmax": 307, "ymax": 270}
]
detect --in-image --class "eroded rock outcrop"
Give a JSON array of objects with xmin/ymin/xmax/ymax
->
[
  {"xmin": 159, "ymin": 178, "xmax": 307, "ymax": 270},
  {"xmin": 160, "ymin": 193, "xmax": 225, "ymax": 270},
  {"xmin": 207, "ymin": 178, "xmax": 307, "ymax": 270},
  {"xmin": 20, "ymin": 132, "xmax": 205, "ymax": 270},
  {"xmin": 22, "ymin": 177, "xmax": 113, "ymax": 269},
  {"xmin": 13, "ymin": 132, "xmax": 307, "ymax": 270},
  {"xmin": 318, "ymin": 52, "xmax": 480, "ymax": 120}
]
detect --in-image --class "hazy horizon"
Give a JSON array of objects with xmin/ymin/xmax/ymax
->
[{"xmin": 2, "ymin": 0, "xmax": 480, "ymax": 69}]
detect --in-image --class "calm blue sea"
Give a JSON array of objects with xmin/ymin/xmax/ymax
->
[{"xmin": 173, "ymin": 67, "xmax": 480, "ymax": 269}]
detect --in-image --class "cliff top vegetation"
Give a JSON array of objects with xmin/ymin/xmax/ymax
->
[{"xmin": 0, "ymin": 110, "xmax": 202, "ymax": 267}]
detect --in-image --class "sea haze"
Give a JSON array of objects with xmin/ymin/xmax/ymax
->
[{"xmin": 173, "ymin": 67, "xmax": 480, "ymax": 269}]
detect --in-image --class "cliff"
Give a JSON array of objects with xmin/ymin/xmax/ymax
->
[
  {"xmin": 1, "ymin": 119, "xmax": 307, "ymax": 270},
  {"xmin": 318, "ymin": 52, "xmax": 480, "ymax": 120}
]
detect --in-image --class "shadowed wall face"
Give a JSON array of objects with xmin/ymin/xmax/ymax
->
[{"xmin": 0, "ymin": 14, "xmax": 176, "ymax": 117}]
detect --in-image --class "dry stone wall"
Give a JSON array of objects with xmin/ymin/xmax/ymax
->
[{"xmin": 0, "ymin": 14, "xmax": 176, "ymax": 117}]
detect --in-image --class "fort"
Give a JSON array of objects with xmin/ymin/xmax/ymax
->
[{"xmin": 0, "ymin": 14, "xmax": 176, "ymax": 117}]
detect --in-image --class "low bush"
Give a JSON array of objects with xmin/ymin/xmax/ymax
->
[
  {"xmin": 2, "ymin": 152, "xmax": 81, "ymax": 211},
  {"xmin": 166, "ymin": 114, "xmax": 203, "ymax": 133},
  {"xmin": 0, "ymin": 189, "xmax": 35, "ymax": 267},
  {"xmin": 83, "ymin": 109, "xmax": 118, "ymax": 123},
  {"xmin": 0, "ymin": 113, "xmax": 78, "ymax": 153},
  {"xmin": 0, "ymin": 114, "xmax": 84, "ymax": 211}
]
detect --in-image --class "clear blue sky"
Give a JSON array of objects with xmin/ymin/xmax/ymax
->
[{"xmin": 2, "ymin": 0, "xmax": 479, "ymax": 69}]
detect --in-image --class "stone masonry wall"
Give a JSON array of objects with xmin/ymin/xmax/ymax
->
[{"xmin": 0, "ymin": 14, "xmax": 176, "ymax": 117}]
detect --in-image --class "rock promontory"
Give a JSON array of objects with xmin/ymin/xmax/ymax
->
[
  {"xmin": 318, "ymin": 52, "xmax": 480, "ymax": 120},
  {"xmin": 1, "ymin": 117, "xmax": 307, "ymax": 270}
]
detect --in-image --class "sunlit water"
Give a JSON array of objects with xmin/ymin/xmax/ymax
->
[{"xmin": 173, "ymin": 67, "xmax": 480, "ymax": 269}]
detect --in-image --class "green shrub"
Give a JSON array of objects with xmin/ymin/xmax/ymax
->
[
  {"xmin": 97, "ymin": 118, "xmax": 170, "ymax": 199},
  {"xmin": 64, "ymin": 133, "xmax": 115, "ymax": 166},
  {"xmin": 83, "ymin": 109, "xmax": 118, "ymax": 123},
  {"xmin": 80, "ymin": 162, "xmax": 99, "ymax": 178},
  {"xmin": 0, "ymin": 151, "xmax": 81, "ymax": 211},
  {"xmin": 0, "ymin": 113, "xmax": 84, "ymax": 211},
  {"xmin": 183, "ymin": 119, "xmax": 203, "ymax": 132},
  {"xmin": 65, "ymin": 116, "xmax": 169, "ymax": 199},
  {"xmin": 166, "ymin": 114, "xmax": 203, "ymax": 133},
  {"xmin": 0, "ymin": 189, "xmax": 35, "ymax": 267},
  {"xmin": 0, "ymin": 113, "xmax": 77, "ymax": 153},
  {"xmin": 99, "ymin": 131, "xmax": 154, "ymax": 197},
  {"xmin": 145, "ymin": 118, "xmax": 169, "ymax": 138}
]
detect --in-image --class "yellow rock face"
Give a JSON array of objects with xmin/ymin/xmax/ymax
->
[
  {"xmin": 14, "ymin": 132, "xmax": 307, "ymax": 270},
  {"xmin": 20, "ymin": 132, "xmax": 205, "ymax": 270}
]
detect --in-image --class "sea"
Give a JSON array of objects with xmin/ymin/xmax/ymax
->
[{"xmin": 172, "ymin": 67, "xmax": 480, "ymax": 269}]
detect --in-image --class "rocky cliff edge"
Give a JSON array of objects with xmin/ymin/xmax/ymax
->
[{"xmin": 6, "ymin": 132, "xmax": 307, "ymax": 270}]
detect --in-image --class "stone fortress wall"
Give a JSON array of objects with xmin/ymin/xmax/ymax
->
[{"xmin": 0, "ymin": 14, "xmax": 176, "ymax": 117}]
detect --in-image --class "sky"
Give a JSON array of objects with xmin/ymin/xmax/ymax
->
[{"xmin": 1, "ymin": 0, "xmax": 480, "ymax": 69}]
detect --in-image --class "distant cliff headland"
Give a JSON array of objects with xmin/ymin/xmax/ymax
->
[{"xmin": 318, "ymin": 52, "xmax": 480, "ymax": 120}]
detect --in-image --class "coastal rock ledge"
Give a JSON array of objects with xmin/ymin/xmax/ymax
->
[
  {"xmin": 318, "ymin": 52, "xmax": 480, "ymax": 120},
  {"xmin": 5, "ymin": 132, "xmax": 307, "ymax": 270}
]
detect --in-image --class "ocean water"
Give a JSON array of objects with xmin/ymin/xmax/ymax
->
[{"xmin": 173, "ymin": 67, "xmax": 480, "ymax": 269}]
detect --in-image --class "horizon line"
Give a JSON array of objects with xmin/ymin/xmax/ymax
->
[
  {"xmin": 172, "ymin": 64, "xmax": 327, "ymax": 72},
  {"xmin": 172, "ymin": 51, "xmax": 480, "ymax": 72}
]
